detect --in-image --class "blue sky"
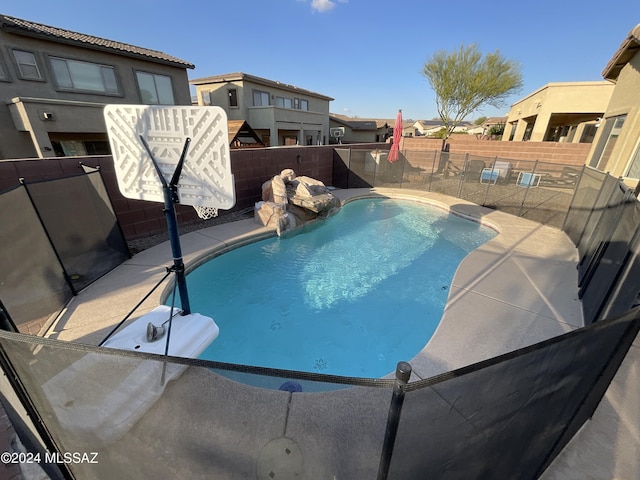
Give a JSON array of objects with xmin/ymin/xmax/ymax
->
[{"xmin": 3, "ymin": 0, "xmax": 639, "ymax": 121}]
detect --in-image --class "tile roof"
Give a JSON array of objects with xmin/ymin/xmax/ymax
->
[
  {"xmin": 330, "ymin": 113, "xmax": 389, "ymax": 129},
  {"xmin": 191, "ymin": 72, "xmax": 334, "ymax": 101},
  {"xmin": 0, "ymin": 14, "xmax": 194, "ymax": 69},
  {"xmin": 602, "ymin": 23, "xmax": 640, "ymax": 81}
]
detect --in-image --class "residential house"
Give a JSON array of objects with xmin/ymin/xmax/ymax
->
[
  {"xmin": 191, "ymin": 72, "xmax": 333, "ymax": 147},
  {"xmin": 466, "ymin": 117, "xmax": 508, "ymax": 137},
  {"xmin": 587, "ymin": 24, "xmax": 640, "ymax": 185},
  {"xmin": 329, "ymin": 114, "xmax": 389, "ymax": 144},
  {"xmin": 502, "ymin": 81, "xmax": 614, "ymax": 143},
  {"xmin": 0, "ymin": 14, "xmax": 194, "ymax": 159},
  {"xmin": 411, "ymin": 119, "xmax": 474, "ymax": 137}
]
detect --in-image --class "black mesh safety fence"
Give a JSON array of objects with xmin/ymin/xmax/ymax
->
[
  {"xmin": 0, "ymin": 306, "xmax": 638, "ymax": 479},
  {"xmin": 580, "ymin": 197, "xmax": 640, "ymax": 323},
  {"xmin": 387, "ymin": 307, "xmax": 640, "ymax": 480},
  {"xmin": 0, "ymin": 186, "xmax": 73, "ymax": 334},
  {"xmin": 561, "ymin": 167, "xmax": 640, "ymax": 324},
  {"xmin": 563, "ymin": 167, "xmax": 609, "ymax": 248},
  {"xmin": 0, "ymin": 330, "xmax": 394, "ymax": 480},
  {"xmin": 335, "ymin": 148, "xmax": 582, "ymax": 229},
  {"xmin": 0, "ymin": 169, "xmax": 129, "ymax": 334},
  {"xmin": 22, "ymin": 169, "xmax": 129, "ymax": 293},
  {"xmin": 576, "ymin": 179, "xmax": 631, "ymax": 286}
]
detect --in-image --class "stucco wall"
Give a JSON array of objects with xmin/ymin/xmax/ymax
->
[
  {"xmin": 0, "ymin": 28, "xmax": 193, "ymax": 159},
  {"xmin": 588, "ymin": 53, "xmax": 640, "ymax": 178},
  {"xmin": 503, "ymin": 82, "xmax": 614, "ymax": 142}
]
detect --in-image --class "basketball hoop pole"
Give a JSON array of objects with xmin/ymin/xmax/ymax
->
[{"xmin": 139, "ymin": 135, "xmax": 192, "ymax": 315}]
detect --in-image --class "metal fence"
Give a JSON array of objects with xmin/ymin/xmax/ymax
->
[
  {"xmin": 0, "ymin": 166, "xmax": 129, "ymax": 334},
  {"xmin": 2, "ymin": 158, "xmax": 640, "ymax": 479},
  {"xmin": 333, "ymin": 148, "xmax": 581, "ymax": 229},
  {"xmin": 0, "ymin": 305, "xmax": 637, "ymax": 479},
  {"xmin": 562, "ymin": 166, "xmax": 640, "ymax": 324}
]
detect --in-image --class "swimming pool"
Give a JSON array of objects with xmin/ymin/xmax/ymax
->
[{"xmin": 183, "ymin": 198, "xmax": 496, "ymax": 378}]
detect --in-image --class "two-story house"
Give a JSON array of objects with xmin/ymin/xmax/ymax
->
[
  {"xmin": 190, "ymin": 72, "xmax": 333, "ymax": 147},
  {"xmin": 0, "ymin": 14, "xmax": 194, "ymax": 159},
  {"xmin": 328, "ymin": 114, "xmax": 390, "ymax": 144}
]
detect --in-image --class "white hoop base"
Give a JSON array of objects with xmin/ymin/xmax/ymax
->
[{"xmin": 193, "ymin": 205, "xmax": 219, "ymax": 220}]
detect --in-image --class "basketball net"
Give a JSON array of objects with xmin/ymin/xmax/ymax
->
[{"xmin": 193, "ymin": 205, "xmax": 219, "ymax": 220}]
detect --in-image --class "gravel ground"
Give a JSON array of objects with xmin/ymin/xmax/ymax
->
[{"xmin": 126, "ymin": 207, "xmax": 255, "ymax": 255}]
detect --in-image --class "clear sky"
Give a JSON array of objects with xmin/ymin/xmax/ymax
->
[{"xmin": 2, "ymin": 0, "xmax": 639, "ymax": 122}]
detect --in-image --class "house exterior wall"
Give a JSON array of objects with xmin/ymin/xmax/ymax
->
[
  {"xmin": 0, "ymin": 25, "xmax": 192, "ymax": 159},
  {"xmin": 503, "ymin": 82, "xmax": 614, "ymax": 143},
  {"xmin": 588, "ymin": 53, "xmax": 640, "ymax": 180},
  {"xmin": 192, "ymin": 74, "xmax": 332, "ymax": 147}
]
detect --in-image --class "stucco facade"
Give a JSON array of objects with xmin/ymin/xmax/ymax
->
[
  {"xmin": 0, "ymin": 15, "xmax": 193, "ymax": 160},
  {"xmin": 503, "ymin": 82, "xmax": 614, "ymax": 144},
  {"xmin": 587, "ymin": 24, "xmax": 640, "ymax": 182},
  {"xmin": 191, "ymin": 73, "xmax": 333, "ymax": 147},
  {"xmin": 328, "ymin": 115, "xmax": 389, "ymax": 144}
]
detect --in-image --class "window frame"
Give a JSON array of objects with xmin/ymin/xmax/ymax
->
[
  {"xmin": 228, "ymin": 88, "xmax": 238, "ymax": 108},
  {"xmin": 624, "ymin": 139, "xmax": 640, "ymax": 179},
  {"xmin": 49, "ymin": 56, "xmax": 121, "ymax": 95},
  {"xmin": 300, "ymin": 99, "xmax": 309, "ymax": 111},
  {"xmin": 11, "ymin": 48, "xmax": 43, "ymax": 81},
  {"xmin": 252, "ymin": 89, "xmax": 270, "ymax": 107},
  {"xmin": 135, "ymin": 70, "xmax": 176, "ymax": 105},
  {"xmin": 589, "ymin": 114, "xmax": 627, "ymax": 170},
  {"xmin": 0, "ymin": 51, "xmax": 10, "ymax": 82}
]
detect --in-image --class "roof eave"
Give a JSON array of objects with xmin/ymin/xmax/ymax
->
[
  {"xmin": 602, "ymin": 24, "xmax": 640, "ymax": 81},
  {"xmin": 0, "ymin": 20, "xmax": 194, "ymax": 69},
  {"xmin": 190, "ymin": 72, "xmax": 334, "ymax": 101}
]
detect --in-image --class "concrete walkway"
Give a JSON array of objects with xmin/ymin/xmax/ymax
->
[{"xmin": 39, "ymin": 188, "xmax": 639, "ymax": 478}]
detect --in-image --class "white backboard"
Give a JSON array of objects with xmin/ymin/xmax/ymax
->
[
  {"xmin": 330, "ymin": 127, "xmax": 344, "ymax": 138},
  {"xmin": 104, "ymin": 105, "xmax": 235, "ymax": 209}
]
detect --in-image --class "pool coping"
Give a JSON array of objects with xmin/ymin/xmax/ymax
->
[{"xmin": 45, "ymin": 187, "xmax": 639, "ymax": 479}]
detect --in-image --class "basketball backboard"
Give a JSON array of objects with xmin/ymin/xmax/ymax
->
[
  {"xmin": 104, "ymin": 105, "xmax": 235, "ymax": 209},
  {"xmin": 330, "ymin": 127, "xmax": 344, "ymax": 138}
]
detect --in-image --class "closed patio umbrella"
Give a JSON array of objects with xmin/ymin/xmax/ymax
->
[{"xmin": 388, "ymin": 109, "xmax": 402, "ymax": 163}]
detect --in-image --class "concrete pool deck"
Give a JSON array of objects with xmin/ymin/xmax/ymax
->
[{"xmin": 45, "ymin": 187, "xmax": 639, "ymax": 479}]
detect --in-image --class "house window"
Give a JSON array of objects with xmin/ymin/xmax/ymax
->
[
  {"xmin": 253, "ymin": 90, "xmax": 269, "ymax": 106},
  {"xmin": 625, "ymin": 143, "xmax": 640, "ymax": 179},
  {"xmin": 294, "ymin": 98, "xmax": 300, "ymax": 109},
  {"xmin": 136, "ymin": 71, "xmax": 175, "ymax": 104},
  {"xmin": 579, "ymin": 124, "xmax": 597, "ymax": 143},
  {"xmin": 590, "ymin": 114, "xmax": 626, "ymax": 170},
  {"xmin": 13, "ymin": 49, "xmax": 41, "ymax": 80},
  {"xmin": 201, "ymin": 90, "xmax": 211, "ymax": 106},
  {"xmin": 300, "ymin": 99, "xmax": 309, "ymax": 111},
  {"xmin": 228, "ymin": 88, "xmax": 238, "ymax": 107},
  {"xmin": 50, "ymin": 57, "xmax": 119, "ymax": 94},
  {"xmin": 275, "ymin": 96, "xmax": 292, "ymax": 108}
]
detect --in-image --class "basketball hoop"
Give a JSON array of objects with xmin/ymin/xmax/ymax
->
[
  {"xmin": 193, "ymin": 205, "xmax": 219, "ymax": 220},
  {"xmin": 104, "ymin": 105, "xmax": 236, "ymax": 315}
]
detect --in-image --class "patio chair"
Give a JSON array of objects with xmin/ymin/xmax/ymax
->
[{"xmin": 480, "ymin": 160, "xmax": 513, "ymax": 184}]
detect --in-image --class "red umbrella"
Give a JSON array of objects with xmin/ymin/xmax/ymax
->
[{"xmin": 388, "ymin": 109, "xmax": 402, "ymax": 163}]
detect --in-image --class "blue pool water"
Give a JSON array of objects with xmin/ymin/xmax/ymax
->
[{"xmin": 185, "ymin": 198, "xmax": 496, "ymax": 378}]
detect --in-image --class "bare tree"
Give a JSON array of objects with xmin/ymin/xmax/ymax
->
[{"xmin": 422, "ymin": 44, "xmax": 523, "ymax": 145}]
